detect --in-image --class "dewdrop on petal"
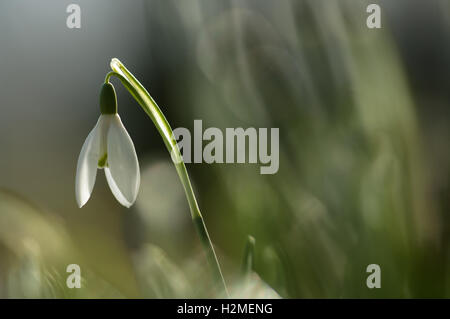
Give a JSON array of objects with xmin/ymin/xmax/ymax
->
[{"xmin": 75, "ymin": 82, "xmax": 140, "ymax": 208}]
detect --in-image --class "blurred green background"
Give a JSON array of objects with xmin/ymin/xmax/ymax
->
[{"xmin": 0, "ymin": 0, "xmax": 449, "ymax": 298}]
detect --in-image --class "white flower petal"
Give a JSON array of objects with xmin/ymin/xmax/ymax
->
[
  {"xmin": 75, "ymin": 117, "xmax": 103, "ymax": 208},
  {"xmin": 104, "ymin": 167, "xmax": 133, "ymax": 208},
  {"xmin": 97, "ymin": 114, "xmax": 114, "ymax": 161},
  {"xmin": 106, "ymin": 114, "xmax": 140, "ymax": 207}
]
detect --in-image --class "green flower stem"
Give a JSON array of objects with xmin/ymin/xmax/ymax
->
[{"xmin": 105, "ymin": 58, "xmax": 228, "ymax": 295}]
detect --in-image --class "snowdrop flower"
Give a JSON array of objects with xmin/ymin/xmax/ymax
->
[{"xmin": 75, "ymin": 82, "xmax": 140, "ymax": 208}]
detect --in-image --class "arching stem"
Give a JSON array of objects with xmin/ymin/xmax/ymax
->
[{"xmin": 105, "ymin": 59, "xmax": 228, "ymax": 296}]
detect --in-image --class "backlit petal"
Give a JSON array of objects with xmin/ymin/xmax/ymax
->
[
  {"xmin": 106, "ymin": 114, "xmax": 140, "ymax": 207},
  {"xmin": 104, "ymin": 167, "xmax": 133, "ymax": 208},
  {"xmin": 75, "ymin": 117, "xmax": 102, "ymax": 208}
]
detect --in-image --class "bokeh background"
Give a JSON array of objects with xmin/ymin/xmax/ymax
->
[{"xmin": 0, "ymin": 0, "xmax": 449, "ymax": 298}]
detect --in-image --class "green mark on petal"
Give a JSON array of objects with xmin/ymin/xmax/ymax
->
[{"xmin": 98, "ymin": 153, "xmax": 108, "ymax": 168}]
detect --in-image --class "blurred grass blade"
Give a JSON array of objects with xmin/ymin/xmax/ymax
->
[{"xmin": 242, "ymin": 235, "xmax": 256, "ymax": 277}]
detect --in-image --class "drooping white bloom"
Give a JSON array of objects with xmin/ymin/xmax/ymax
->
[{"xmin": 75, "ymin": 83, "xmax": 140, "ymax": 208}]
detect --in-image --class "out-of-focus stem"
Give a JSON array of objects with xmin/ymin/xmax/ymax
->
[{"xmin": 242, "ymin": 235, "xmax": 255, "ymax": 277}]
